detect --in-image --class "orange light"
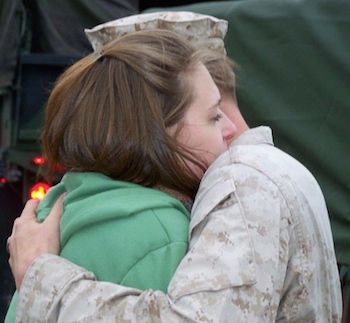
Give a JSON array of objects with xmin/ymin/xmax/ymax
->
[
  {"xmin": 31, "ymin": 156, "xmax": 47, "ymax": 167},
  {"xmin": 29, "ymin": 182, "xmax": 50, "ymax": 200}
]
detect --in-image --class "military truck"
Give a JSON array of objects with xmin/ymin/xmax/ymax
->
[{"xmin": 1, "ymin": 0, "xmax": 349, "ymax": 321}]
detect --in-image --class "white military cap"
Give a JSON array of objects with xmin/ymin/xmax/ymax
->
[{"xmin": 85, "ymin": 11, "xmax": 228, "ymax": 52}]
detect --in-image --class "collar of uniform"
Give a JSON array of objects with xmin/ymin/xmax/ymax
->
[
  {"xmin": 199, "ymin": 126, "xmax": 274, "ymax": 175},
  {"xmin": 231, "ymin": 126, "xmax": 274, "ymax": 147},
  {"xmin": 189, "ymin": 126, "xmax": 274, "ymax": 233},
  {"xmin": 190, "ymin": 168, "xmax": 235, "ymax": 235}
]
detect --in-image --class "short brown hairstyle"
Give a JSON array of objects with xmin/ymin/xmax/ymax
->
[
  {"xmin": 202, "ymin": 50, "xmax": 237, "ymax": 101},
  {"xmin": 42, "ymin": 29, "xmax": 206, "ymax": 198}
]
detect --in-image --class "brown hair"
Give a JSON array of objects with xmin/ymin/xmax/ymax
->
[
  {"xmin": 202, "ymin": 50, "xmax": 237, "ymax": 100},
  {"xmin": 42, "ymin": 29, "xmax": 206, "ymax": 198}
]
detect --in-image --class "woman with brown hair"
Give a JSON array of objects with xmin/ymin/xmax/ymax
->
[{"xmin": 5, "ymin": 29, "xmax": 236, "ymax": 322}]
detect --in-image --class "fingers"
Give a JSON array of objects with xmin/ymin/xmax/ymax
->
[
  {"xmin": 20, "ymin": 199, "xmax": 40, "ymax": 220},
  {"xmin": 10, "ymin": 199, "xmax": 39, "ymax": 236},
  {"xmin": 6, "ymin": 237, "xmax": 11, "ymax": 253},
  {"xmin": 45, "ymin": 193, "xmax": 65, "ymax": 226},
  {"xmin": 7, "ymin": 193, "xmax": 65, "ymax": 290}
]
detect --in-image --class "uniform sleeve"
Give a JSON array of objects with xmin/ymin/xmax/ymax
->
[
  {"xmin": 16, "ymin": 254, "xmax": 185, "ymax": 323},
  {"xmin": 16, "ymin": 188, "xmax": 285, "ymax": 323}
]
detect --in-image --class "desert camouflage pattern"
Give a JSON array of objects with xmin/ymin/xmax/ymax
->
[
  {"xmin": 17, "ymin": 127, "xmax": 342, "ymax": 323},
  {"xmin": 85, "ymin": 11, "xmax": 227, "ymax": 53}
]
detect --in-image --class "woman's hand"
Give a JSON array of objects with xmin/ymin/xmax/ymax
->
[{"xmin": 7, "ymin": 194, "xmax": 64, "ymax": 290}]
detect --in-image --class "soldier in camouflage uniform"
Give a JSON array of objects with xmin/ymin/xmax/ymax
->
[{"xmin": 8, "ymin": 12, "xmax": 342, "ymax": 323}]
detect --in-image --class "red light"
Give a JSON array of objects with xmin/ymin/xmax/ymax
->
[
  {"xmin": 29, "ymin": 182, "xmax": 50, "ymax": 200},
  {"xmin": 31, "ymin": 156, "xmax": 47, "ymax": 166},
  {"xmin": 0, "ymin": 177, "xmax": 7, "ymax": 184}
]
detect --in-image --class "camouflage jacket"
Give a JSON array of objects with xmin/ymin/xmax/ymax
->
[{"xmin": 17, "ymin": 127, "xmax": 342, "ymax": 323}]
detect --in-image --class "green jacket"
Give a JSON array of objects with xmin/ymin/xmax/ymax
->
[{"xmin": 6, "ymin": 172, "xmax": 189, "ymax": 322}]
